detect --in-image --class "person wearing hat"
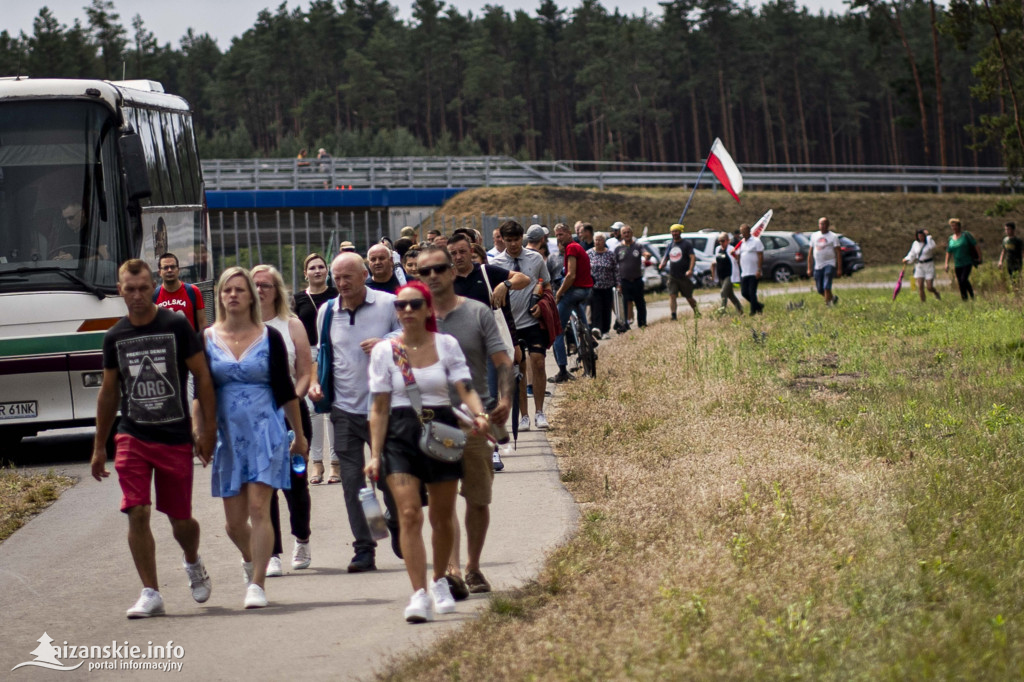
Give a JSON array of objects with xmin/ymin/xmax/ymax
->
[
  {"xmin": 400, "ymin": 226, "xmax": 417, "ymax": 240},
  {"xmin": 606, "ymin": 222, "xmax": 623, "ymax": 251},
  {"xmin": 339, "ymin": 241, "xmax": 357, "ymax": 254},
  {"xmin": 658, "ymin": 224, "xmax": 700, "ymax": 320}
]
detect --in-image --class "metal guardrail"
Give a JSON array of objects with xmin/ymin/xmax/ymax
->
[{"xmin": 201, "ymin": 156, "xmax": 1013, "ymax": 193}]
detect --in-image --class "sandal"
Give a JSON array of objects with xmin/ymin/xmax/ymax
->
[
  {"xmin": 327, "ymin": 462, "xmax": 341, "ymax": 485},
  {"xmin": 309, "ymin": 461, "xmax": 325, "ymax": 485}
]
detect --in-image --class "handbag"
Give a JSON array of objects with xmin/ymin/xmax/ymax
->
[
  {"xmin": 312, "ymin": 299, "xmax": 335, "ymax": 413},
  {"xmin": 390, "ymin": 340, "xmax": 466, "ymax": 463},
  {"xmin": 479, "ymin": 265, "xmax": 515, "ymax": 356}
]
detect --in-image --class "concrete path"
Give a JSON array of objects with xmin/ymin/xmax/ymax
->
[{"xmin": 0, "ymin": 423, "xmax": 576, "ymax": 680}]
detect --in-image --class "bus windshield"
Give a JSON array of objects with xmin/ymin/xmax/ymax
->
[{"xmin": 0, "ymin": 100, "xmax": 127, "ymax": 293}]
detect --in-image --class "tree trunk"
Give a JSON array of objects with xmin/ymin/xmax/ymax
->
[
  {"xmin": 929, "ymin": 0, "xmax": 947, "ymax": 168},
  {"xmin": 760, "ymin": 74, "xmax": 777, "ymax": 165},
  {"xmin": 690, "ymin": 89, "xmax": 701, "ymax": 161},
  {"xmin": 887, "ymin": 90, "xmax": 900, "ymax": 166},
  {"xmin": 718, "ymin": 68, "xmax": 729, "ymax": 148},
  {"xmin": 981, "ymin": 0, "xmax": 1024, "ymax": 158},
  {"xmin": 775, "ymin": 89, "xmax": 792, "ymax": 166},
  {"xmin": 826, "ymin": 98, "xmax": 837, "ymax": 166},
  {"xmin": 792, "ymin": 59, "xmax": 811, "ymax": 165},
  {"xmin": 892, "ymin": 1, "xmax": 930, "ymax": 159}
]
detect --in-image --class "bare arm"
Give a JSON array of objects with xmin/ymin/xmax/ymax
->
[
  {"xmin": 489, "ymin": 352, "xmax": 514, "ymax": 425},
  {"xmin": 91, "ymin": 368, "xmax": 120, "ymax": 481},
  {"xmin": 289, "ymin": 317, "xmax": 312, "ymax": 398},
  {"xmin": 195, "ymin": 307, "xmax": 207, "ymax": 332},
  {"xmin": 283, "ymin": 398, "xmax": 308, "ymax": 457},
  {"xmin": 186, "ymin": 349, "xmax": 217, "ymax": 466},
  {"xmin": 365, "ymin": 392, "xmax": 392, "ymax": 481},
  {"xmin": 556, "ymin": 255, "xmax": 578, "ymax": 302},
  {"xmin": 454, "ymin": 379, "xmax": 490, "ymax": 435},
  {"xmin": 834, "ymin": 245, "xmax": 843, "ymax": 276}
]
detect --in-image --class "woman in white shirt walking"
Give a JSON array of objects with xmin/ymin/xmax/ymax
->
[{"xmin": 902, "ymin": 229, "xmax": 942, "ymax": 302}]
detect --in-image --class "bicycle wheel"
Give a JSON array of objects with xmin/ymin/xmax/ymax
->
[{"xmin": 567, "ymin": 312, "xmax": 583, "ymax": 373}]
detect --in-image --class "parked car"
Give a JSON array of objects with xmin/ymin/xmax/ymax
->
[
  {"xmin": 642, "ymin": 242, "xmax": 714, "ymax": 290},
  {"xmin": 641, "ymin": 231, "xmax": 717, "ymax": 262},
  {"xmin": 759, "ymin": 231, "xmax": 810, "ymax": 283},
  {"xmin": 799, "ymin": 232, "xmax": 865, "ymax": 277}
]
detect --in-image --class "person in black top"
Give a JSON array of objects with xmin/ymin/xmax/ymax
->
[
  {"xmin": 91, "ymin": 259, "xmax": 218, "ymax": 618},
  {"xmin": 366, "ymin": 243, "xmax": 403, "ymax": 293},
  {"xmin": 292, "ymin": 252, "xmax": 338, "ymax": 483},
  {"xmin": 448, "ymin": 233, "xmax": 529, "ymax": 399},
  {"xmin": 712, "ymin": 232, "xmax": 743, "ymax": 314}
]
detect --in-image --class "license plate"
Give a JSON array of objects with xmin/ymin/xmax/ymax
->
[{"xmin": 0, "ymin": 401, "xmax": 38, "ymax": 420}]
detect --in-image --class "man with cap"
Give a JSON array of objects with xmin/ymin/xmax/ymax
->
[
  {"xmin": 606, "ymin": 222, "xmax": 624, "ymax": 251},
  {"xmin": 658, "ymin": 224, "xmax": 700, "ymax": 320}
]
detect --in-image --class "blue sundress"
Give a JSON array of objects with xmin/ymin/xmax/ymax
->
[{"xmin": 206, "ymin": 328, "xmax": 291, "ymax": 497}]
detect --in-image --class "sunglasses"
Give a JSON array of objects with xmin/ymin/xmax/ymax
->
[
  {"xmin": 418, "ymin": 263, "xmax": 451, "ymax": 277},
  {"xmin": 393, "ymin": 298, "xmax": 427, "ymax": 311}
]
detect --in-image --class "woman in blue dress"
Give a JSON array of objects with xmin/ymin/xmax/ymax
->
[{"xmin": 196, "ymin": 266, "xmax": 307, "ymax": 609}]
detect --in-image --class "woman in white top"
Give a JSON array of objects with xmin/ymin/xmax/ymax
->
[
  {"xmin": 365, "ymin": 281, "xmax": 489, "ymax": 624},
  {"xmin": 252, "ymin": 265, "xmax": 314, "ymax": 575},
  {"xmin": 902, "ymin": 229, "xmax": 942, "ymax": 302}
]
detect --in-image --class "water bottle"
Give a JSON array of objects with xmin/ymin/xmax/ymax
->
[
  {"xmin": 529, "ymin": 277, "xmax": 544, "ymax": 309},
  {"xmin": 288, "ymin": 430, "xmax": 306, "ymax": 476},
  {"xmin": 359, "ymin": 485, "xmax": 389, "ymax": 540}
]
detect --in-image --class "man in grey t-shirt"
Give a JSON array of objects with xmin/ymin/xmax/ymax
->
[
  {"xmin": 419, "ymin": 245, "xmax": 513, "ymax": 596},
  {"xmin": 492, "ymin": 220, "xmax": 552, "ymax": 431},
  {"xmin": 615, "ymin": 224, "xmax": 656, "ymax": 328}
]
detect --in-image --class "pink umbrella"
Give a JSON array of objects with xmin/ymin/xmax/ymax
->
[{"xmin": 893, "ymin": 266, "xmax": 906, "ymax": 300}]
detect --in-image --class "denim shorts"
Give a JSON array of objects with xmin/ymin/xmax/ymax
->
[{"xmin": 814, "ymin": 264, "xmax": 836, "ymax": 294}]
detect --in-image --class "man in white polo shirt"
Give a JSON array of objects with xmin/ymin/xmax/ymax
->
[{"xmin": 308, "ymin": 253, "xmax": 401, "ymax": 573}]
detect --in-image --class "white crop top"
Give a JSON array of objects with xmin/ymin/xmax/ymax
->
[{"xmin": 368, "ymin": 333, "xmax": 472, "ymax": 408}]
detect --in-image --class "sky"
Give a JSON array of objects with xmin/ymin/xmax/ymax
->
[{"xmin": 5, "ymin": 0, "xmax": 850, "ymax": 49}]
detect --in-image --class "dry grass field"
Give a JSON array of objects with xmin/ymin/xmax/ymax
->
[
  {"xmin": 376, "ymin": 281, "xmax": 1024, "ymax": 680},
  {"xmin": 0, "ymin": 470, "xmax": 74, "ymax": 544},
  {"xmin": 440, "ymin": 187, "xmax": 1024, "ymax": 267}
]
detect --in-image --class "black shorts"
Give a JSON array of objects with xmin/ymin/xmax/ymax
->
[
  {"xmin": 515, "ymin": 323, "xmax": 547, "ymax": 357},
  {"xmin": 383, "ymin": 407, "xmax": 463, "ymax": 484}
]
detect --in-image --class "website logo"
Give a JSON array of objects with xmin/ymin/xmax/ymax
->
[{"xmin": 11, "ymin": 632, "xmax": 185, "ymax": 673}]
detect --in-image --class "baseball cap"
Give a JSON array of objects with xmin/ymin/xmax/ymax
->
[
  {"xmin": 610, "ymin": 221, "xmax": 624, "ymax": 232},
  {"xmin": 526, "ymin": 224, "xmax": 549, "ymax": 243}
]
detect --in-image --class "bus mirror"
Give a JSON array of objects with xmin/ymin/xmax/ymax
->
[{"xmin": 119, "ymin": 133, "xmax": 152, "ymax": 201}]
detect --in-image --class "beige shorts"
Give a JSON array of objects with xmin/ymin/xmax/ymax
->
[{"xmin": 459, "ymin": 434, "xmax": 494, "ymax": 505}]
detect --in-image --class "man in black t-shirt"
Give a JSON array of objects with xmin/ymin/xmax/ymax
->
[
  {"xmin": 91, "ymin": 259, "xmax": 218, "ymax": 619},
  {"xmin": 658, "ymin": 224, "xmax": 700, "ymax": 320}
]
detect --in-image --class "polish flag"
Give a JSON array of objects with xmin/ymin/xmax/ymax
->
[
  {"xmin": 707, "ymin": 137, "xmax": 743, "ymax": 202},
  {"xmin": 731, "ymin": 209, "xmax": 773, "ymax": 257}
]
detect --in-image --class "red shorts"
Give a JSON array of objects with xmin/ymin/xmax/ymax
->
[{"xmin": 114, "ymin": 434, "xmax": 195, "ymax": 520}]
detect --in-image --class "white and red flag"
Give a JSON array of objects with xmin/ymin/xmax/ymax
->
[
  {"xmin": 731, "ymin": 209, "xmax": 773, "ymax": 257},
  {"xmin": 707, "ymin": 137, "xmax": 743, "ymax": 202}
]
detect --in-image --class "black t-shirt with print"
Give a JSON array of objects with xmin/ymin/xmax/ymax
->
[
  {"xmin": 102, "ymin": 307, "xmax": 202, "ymax": 445},
  {"xmin": 454, "ymin": 263, "xmax": 517, "ymax": 335}
]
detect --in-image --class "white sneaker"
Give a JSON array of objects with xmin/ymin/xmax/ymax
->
[
  {"xmin": 430, "ymin": 578, "xmax": 456, "ymax": 615},
  {"xmin": 126, "ymin": 588, "xmax": 165, "ymax": 619},
  {"xmin": 292, "ymin": 541, "xmax": 311, "ymax": 570},
  {"xmin": 534, "ymin": 412, "xmax": 549, "ymax": 430},
  {"xmin": 182, "ymin": 555, "xmax": 212, "ymax": 603},
  {"xmin": 266, "ymin": 555, "xmax": 283, "ymax": 577},
  {"xmin": 404, "ymin": 588, "xmax": 435, "ymax": 623},
  {"xmin": 518, "ymin": 415, "xmax": 531, "ymax": 432},
  {"xmin": 241, "ymin": 559, "xmax": 254, "ymax": 585},
  {"xmin": 244, "ymin": 583, "xmax": 268, "ymax": 609}
]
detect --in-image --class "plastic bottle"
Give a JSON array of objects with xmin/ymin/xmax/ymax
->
[
  {"xmin": 288, "ymin": 430, "xmax": 306, "ymax": 476},
  {"xmin": 529, "ymin": 277, "xmax": 544, "ymax": 309},
  {"xmin": 359, "ymin": 486, "xmax": 389, "ymax": 540}
]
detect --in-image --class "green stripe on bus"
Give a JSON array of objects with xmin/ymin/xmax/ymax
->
[{"xmin": 0, "ymin": 333, "xmax": 105, "ymax": 358}]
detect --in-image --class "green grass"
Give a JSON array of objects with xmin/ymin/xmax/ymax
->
[
  {"xmin": 0, "ymin": 470, "xmax": 75, "ymax": 543},
  {"xmin": 374, "ymin": 284, "xmax": 1024, "ymax": 680}
]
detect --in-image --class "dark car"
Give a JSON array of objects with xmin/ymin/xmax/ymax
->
[{"xmin": 759, "ymin": 231, "xmax": 810, "ymax": 283}]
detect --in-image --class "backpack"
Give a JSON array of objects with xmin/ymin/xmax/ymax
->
[{"xmin": 153, "ymin": 283, "xmax": 200, "ymax": 329}]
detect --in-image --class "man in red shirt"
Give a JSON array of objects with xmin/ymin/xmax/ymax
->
[
  {"xmin": 551, "ymin": 223, "xmax": 594, "ymax": 384},
  {"xmin": 154, "ymin": 253, "xmax": 206, "ymax": 331}
]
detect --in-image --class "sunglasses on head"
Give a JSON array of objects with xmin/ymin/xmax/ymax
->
[
  {"xmin": 393, "ymin": 298, "xmax": 427, "ymax": 311},
  {"xmin": 418, "ymin": 263, "xmax": 451, "ymax": 277}
]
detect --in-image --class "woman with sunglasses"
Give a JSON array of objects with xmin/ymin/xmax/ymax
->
[
  {"xmin": 365, "ymin": 281, "xmax": 490, "ymax": 623},
  {"xmin": 252, "ymin": 265, "xmax": 314, "ymax": 576},
  {"xmin": 198, "ymin": 266, "xmax": 307, "ymax": 609},
  {"xmin": 293, "ymin": 253, "xmax": 338, "ymax": 484}
]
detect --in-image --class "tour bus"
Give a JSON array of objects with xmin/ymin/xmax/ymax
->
[{"xmin": 0, "ymin": 78, "xmax": 212, "ymax": 444}]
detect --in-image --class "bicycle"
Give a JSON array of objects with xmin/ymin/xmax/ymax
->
[{"xmin": 565, "ymin": 307, "xmax": 598, "ymax": 378}]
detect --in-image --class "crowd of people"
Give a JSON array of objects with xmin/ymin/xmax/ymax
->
[{"xmin": 89, "ymin": 212, "xmax": 1016, "ymax": 622}]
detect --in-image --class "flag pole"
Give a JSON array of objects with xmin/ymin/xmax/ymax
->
[{"xmin": 678, "ymin": 150, "xmax": 712, "ymax": 224}]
